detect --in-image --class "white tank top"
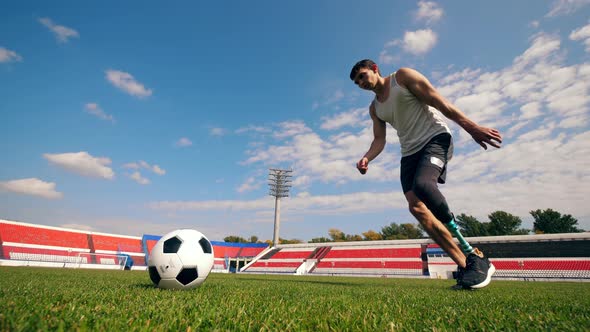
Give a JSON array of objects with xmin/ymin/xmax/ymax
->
[{"xmin": 374, "ymin": 72, "xmax": 450, "ymax": 156}]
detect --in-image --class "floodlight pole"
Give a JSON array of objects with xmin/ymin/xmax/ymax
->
[
  {"xmin": 273, "ymin": 196, "xmax": 281, "ymax": 247},
  {"xmin": 268, "ymin": 168, "xmax": 293, "ymax": 247}
]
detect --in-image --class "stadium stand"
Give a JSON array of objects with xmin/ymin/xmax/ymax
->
[
  {"xmin": 244, "ymin": 247, "xmax": 315, "ymax": 274},
  {"xmin": 241, "ymin": 233, "xmax": 590, "ymax": 281},
  {"xmin": 210, "ymin": 241, "xmax": 268, "ymax": 272},
  {"xmin": 427, "ymin": 233, "xmax": 590, "ymax": 280},
  {"xmin": 91, "ymin": 233, "xmax": 145, "ymax": 266},
  {"xmin": 0, "ymin": 220, "xmax": 89, "ymax": 251},
  {"xmin": 241, "ymin": 241, "xmax": 427, "ymax": 277},
  {"xmin": 2, "ymin": 218, "xmax": 589, "ymax": 281},
  {"xmin": 0, "ymin": 220, "xmax": 91, "ymax": 264},
  {"xmin": 0, "ymin": 219, "xmax": 143, "ymax": 269},
  {"xmin": 314, "ymin": 244, "xmax": 424, "ymax": 276}
]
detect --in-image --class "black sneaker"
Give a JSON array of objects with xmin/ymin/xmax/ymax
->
[
  {"xmin": 451, "ymin": 265, "xmax": 466, "ymax": 290},
  {"xmin": 461, "ymin": 248, "xmax": 495, "ymax": 289}
]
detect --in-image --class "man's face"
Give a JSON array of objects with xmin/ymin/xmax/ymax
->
[{"xmin": 353, "ymin": 68, "xmax": 377, "ymax": 91}]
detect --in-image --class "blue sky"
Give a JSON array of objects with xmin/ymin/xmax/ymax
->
[{"xmin": 1, "ymin": 1, "xmax": 589, "ymax": 241}]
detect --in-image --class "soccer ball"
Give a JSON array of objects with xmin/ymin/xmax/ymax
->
[{"xmin": 148, "ymin": 229, "xmax": 214, "ymax": 290}]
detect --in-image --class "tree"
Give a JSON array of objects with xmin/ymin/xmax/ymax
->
[
  {"xmin": 308, "ymin": 237, "xmax": 332, "ymax": 243},
  {"xmin": 224, "ymin": 235, "xmax": 248, "ymax": 243},
  {"xmin": 362, "ymin": 230, "xmax": 383, "ymax": 241},
  {"xmin": 531, "ymin": 209, "xmax": 583, "ymax": 234},
  {"xmin": 381, "ymin": 222, "xmax": 423, "ymax": 240},
  {"xmin": 345, "ymin": 234, "xmax": 363, "ymax": 242},
  {"xmin": 487, "ymin": 211, "xmax": 529, "ymax": 235},
  {"xmin": 328, "ymin": 228, "xmax": 346, "ymax": 242},
  {"xmin": 248, "ymin": 235, "xmax": 259, "ymax": 243},
  {"xmin": 400, "ymin": 223, "xmax": 424, "ymax": 239},
  {"xmin": 455, "ymin": 213, "xmax": 489, "ymax": 237},
  {"xmin": 279, "ymin": 238, "xmax": 303, "ymax": 244}
]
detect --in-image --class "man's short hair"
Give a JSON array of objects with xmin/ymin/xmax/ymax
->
[{"xmin": 350, "ymin": 59, "xmax": 377, "ymax": 80}]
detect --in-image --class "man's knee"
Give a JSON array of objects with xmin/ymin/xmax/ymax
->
[{"xmin": 406, "ymin": 196, "xmax": 429, "ymax": 220}]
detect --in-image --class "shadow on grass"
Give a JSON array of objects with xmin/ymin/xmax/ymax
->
[
  {"xmin": 232, "ymin": 276, "xmax": 363, "ymax": 287},
  {"xmin": 131, "ymin": 283, "xmax": 158, "ymax": 289}
]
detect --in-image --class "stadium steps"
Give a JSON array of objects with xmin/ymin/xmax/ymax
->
[
  {"xmin": 306, "ymin": 246, "xmax": 331, "ymax": 273},
  {"xmin": 259, "ymin": 248, "xmax": 282, "ymax": 260}
]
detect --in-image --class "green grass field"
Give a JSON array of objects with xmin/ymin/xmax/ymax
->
[{"xmin": 0, "ymin": 267, "xmax": 589, "ymax": 331}]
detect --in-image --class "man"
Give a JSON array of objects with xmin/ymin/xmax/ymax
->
[{"xmin": 350, "ymin": 59, "xmax": 502, "ymax": 289}]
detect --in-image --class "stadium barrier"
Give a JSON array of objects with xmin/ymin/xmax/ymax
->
[
  {"xmin": 240, "ymin": 233, "xmax": 590, "ymax": 281},
  {"xmin": 427, "ymin": 233, "xmax": 590, "ymax": 281},
  {"xmin": 2, "ymin": 219, "xmax": 589, "ymax": 281},
  {"xmin": 0, "ymin": 219, "xmax": 144, "ymax": 270},
  {"xmin": 0, "ymin": 220, "xmax": 269, "ymax": 272},
  {"xmin": 241, "ymin": 240, "xmax": 430, "ymax": 278}
]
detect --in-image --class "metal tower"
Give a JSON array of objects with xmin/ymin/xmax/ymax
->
[{"xmin": 268, "ymin": 168, "xmax": 293, "ymax": 247}]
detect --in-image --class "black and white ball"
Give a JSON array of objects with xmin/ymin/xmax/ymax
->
[{"xmin": 148, "ymin": 229, "xmax": 214, "ymax": 290}]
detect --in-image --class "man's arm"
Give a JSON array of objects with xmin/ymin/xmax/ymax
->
[
  {"xmin": 357, "ymin": 102, "xmax": 386, "ymax": 174},
  {"xmin": 395, "ymin": 67, "xmax": 502, "ymax": 150}
]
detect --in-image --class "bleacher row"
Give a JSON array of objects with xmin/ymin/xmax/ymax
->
[
  {"xmin": 0, "ymin": 220, "xmax": 148, "ymax": 266},
  {"xmin": 241, "ymin": 235, "xmax": 590, "ymax": 280},
  {"xmin": 0, "ymin": 220, "xmax": 268, "ymax": 270},
  {"xmin": 244, "ymin": 245, "xmax": 427, "ymax": 277},
  {"xmin": 2, "ymin": 219, "xmax": 589, "ymax": 280}
]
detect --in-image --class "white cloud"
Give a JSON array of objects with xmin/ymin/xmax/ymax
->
[
  {"xmin": 175, "ymin": 137, "xmax": 193, "ymax": 147},
  {"xmin": 453, "ymin": 91, "xmax": 506, "ymax": 124},
  {"xmin": 105, "ymin": 70, "xmax": 153, "ymax": 98},
  {"xmin": 237, "ymin": 176, "xmax": 260, "ymax": 193},
  {"xmin": 520, "ymin": 102, "xmax": 543, "ymax": 120},
  {"xmin": 326, "ymin": 90, "xmax": 345, "ymax": 105},
  {"xmin": 292, "ymin": 175, "xmax": 311, "ymax": 189},
  {"xmin": 84, "ymin": 103, "xmax": 114, "ymax": 123},
  {"xmin": 130, "ymin": 171, "xmax": 150, "ymax": 185},
  {"xmin": 38, "ymin": 17, "xmax": 79, "ymax": 43},
  {"xmin": 570, "ymin": 22, "xmax": 590, "ymax": 52},
  {"xmin": 0, "ymin": 178, "xmax": 63, "ymax": 199},
  {"xmin": 414, "ymin": 1, "xmax": 444, "ymax": 25},
  {"xmin": 122, "ymin": 162, "xmax": 139, "ymax": 170},
  {"xmin": 0, "ymin": 47, "xmax": 23, "ymax": 63},
  {"xmin": 378, "ymin": 50, "xmax": 399, "ymax": 66},
  {"xmin": 152, "ymin": 165, "xmax": 166, "ymax": 175},
  {"xmin": 242, "ymin": 116, "xmax": 398, "ymax": 186},
  {"xmin": 446, "ymin": 131, "xmax": 590, "ymax": 221},
  {"xmin": 149, "ymin": 190, "xmax": 407, "ymax": 216},
  {"xmin": 124, "ymin": 160, "xmax": 166, "ymax": 176},
  {"xmin": 210, "ymin": 127, "xmax": 227, "ymax": 136},
  {"xmin": 235, "ymin": 125, "xmax": 271, "ymax": 135},
  {"xmin": 437, "ymin": 68, "xmax": 482, "ymax": 85},
  {"xmin": 44, "ymin": 152, "xmax": 114, "ymax": 179},
  {"xmin": 273, "ymin": 120, "xmax": 313, "ymax": 139},
  {"xmin": 312, "ymin": 90, "xmax": 346, "ymax": 112},
  {"xmin": 514, "ymin": 33, "xmax": 561, "ymax": 67},
  {"xmin": 150, "ymin": 197, "xmax": 270, "ymax": 211},
  {"xmin": 558, "ymin": 114, "xmax": 589, "ymax": 128},
  {"xmin": 320, "ymin": 108, "xmax": 366, "ymax": 130},
  {"xmin": 401, "ymin": 29, "xmax": 438, "ymax": 55},
  {"xmin": 546, "ymin": 0, "xmax": 590, "ymax": 17}
]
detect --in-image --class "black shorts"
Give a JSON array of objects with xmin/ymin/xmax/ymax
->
[{"xmin": 400, "ymin": 133, "xmax": 453, "ymax": 193}]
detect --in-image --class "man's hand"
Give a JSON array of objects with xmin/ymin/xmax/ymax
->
[
  {"xmin": 470, "ymin": 125, "xmax": 502, "ymax": 150},
  {"xmin": 357, "ymin": 157, "xmax": 369, "ymax": 174}
]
